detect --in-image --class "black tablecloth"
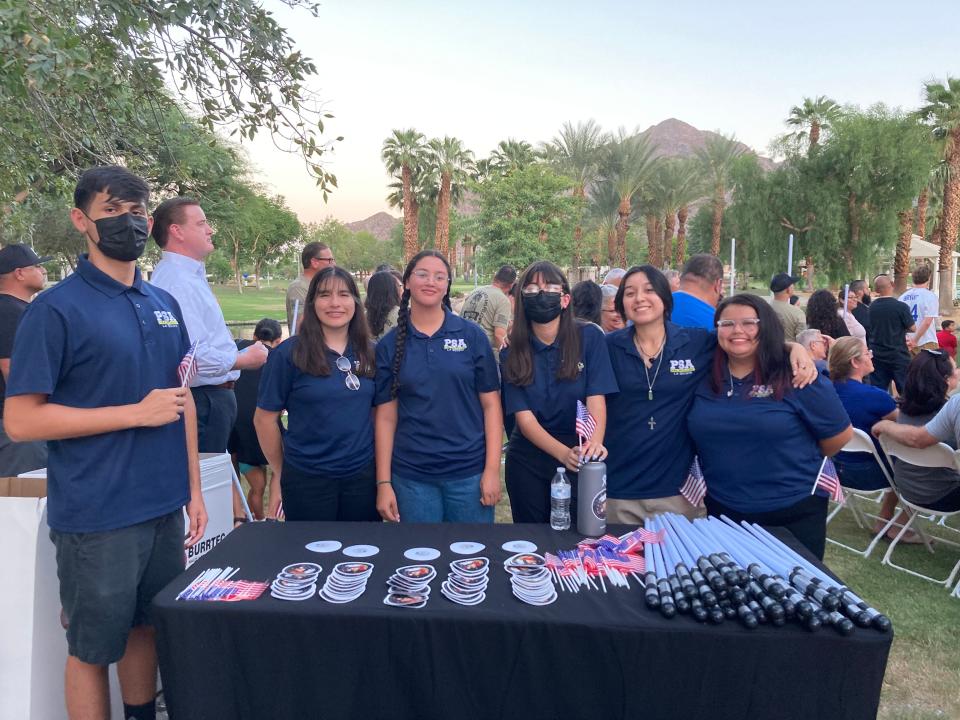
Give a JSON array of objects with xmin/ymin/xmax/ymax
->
[{"xmin": 153, "ymin": 522, "xmax": 891, "ymax": 720}]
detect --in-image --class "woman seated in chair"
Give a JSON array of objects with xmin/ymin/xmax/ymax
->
[
  {"xmin": 872, "ymin": 349, "xmax": 960, "ymax": 513},
  {"xmin": 829, "ymin": 336, "xmax": 911, "ymax": 539}
]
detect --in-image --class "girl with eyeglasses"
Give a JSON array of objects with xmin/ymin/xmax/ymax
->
[
  {"xmin": 604, "ymin": 267, "xmax": 819, "ymax": 525},
  {"xmin": 827, "ymin": 336, "xmax": 915, "ymax": 541},
  {"xmin": 254, "ymin": 267, "xmax": 379, "ymax": 521},
  {"xmin": 500, "ymin": 262, "xmax": 618, "ymax": 523},
  {"xmin": 374, "ymin": 250, "xmax": 502, "ymax": 523},
  {"xmin": 687, "ymin": 294, "xmax": 852, "ymax": 559}
]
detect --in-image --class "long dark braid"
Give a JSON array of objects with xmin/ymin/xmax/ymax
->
[{"xmin": 389, "ymin": 249, "xmax": 453, "ymax": 400}]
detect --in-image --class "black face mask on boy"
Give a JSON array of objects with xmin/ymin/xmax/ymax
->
[{"xmin": 85, "ymin": 212, "xmax": 149, "ymax": 262}]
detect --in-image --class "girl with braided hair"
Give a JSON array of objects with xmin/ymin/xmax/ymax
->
[{"xmin": 373, "ymin": 250, "xmax": 503, "ymax": 522}]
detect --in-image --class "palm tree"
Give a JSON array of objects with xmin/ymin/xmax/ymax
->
[
  {"xmin": 894, "ymin": 209, "xmax": 914, "ymax": 293},
  {"xmin": 427, "ymin": 136, "xmax": 475, "ymax": 264},
  {"xmin": 382, "ymin": 129, "xmax": 427, "ymax": 262},
  {"xmin": 786, "ymin": 96, "xmax": 842, "ymax": 153},
  {"xmin": 600, "ymin": 129, "xmax": 659, "ymax": 267},
  {"xmin": 542, "ymin": 120, "xmax": 607, "ymax": 268},
  {"xmin": 488, "ymin": 138, "xmax": 539, "ymax": 174},
  {"xmin": 652, "ymin": 159, "xmax": 703, "ymax": 268},
  {"xmin": 919, "ymin": 78, "xmax": 960, "ymax": 311},
  {"xmin": 695, "ymin": 133, "xmax": 744, "ymax": 256},
  {"xmin": 586, "ymin": 179, "xmax": 623, "ymax": 267}
]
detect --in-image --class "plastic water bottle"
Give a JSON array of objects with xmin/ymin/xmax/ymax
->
[{"xmin": 550, "ymin": 467, "xmax": 571, "ymax": 530}]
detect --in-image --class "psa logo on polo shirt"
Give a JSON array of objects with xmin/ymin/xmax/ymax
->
[
  {"xmin": 669, "ymin": 359, "xmax": 695, "ymax": 375},
  {"xmin": 443, "ymin": 338, "xmax": 468, "ymax": 352},
  {"xmin": 154, "ymin": 310, "xmax": 180, "ymax": 328}
]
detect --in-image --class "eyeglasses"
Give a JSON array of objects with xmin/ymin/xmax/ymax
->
[
  {"xmin": 335, "ymin": 355, "xmax": 361, "ymax": 391},
  {"xmin": 857, "ymin": 349, "xmax": 874, "ymax": 359},
  {"xmin": 411, "ymin": 270, "xmax": 449, "ymax": 283},
  {"xmin": 521, "ymin": 286, "xmax": 563, "ymax": 296},
  {"xmin": 314, "ymin": 256, "xmax": 335, "ymax": 265},
  {"xmin": 716, "ymin": 318, "xmax": 761, "ymax": 331}
]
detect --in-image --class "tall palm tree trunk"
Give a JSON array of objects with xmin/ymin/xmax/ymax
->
[
  {"xmin": 675, "ymin": 205, "xmax": 689, "ymax": 266},
  {"xmin": 916, "ymin": 186, "xmax": 929, "ymax": 238},
  {"xmin": 572, "ymin": 186, "xmax": 585, "ymax": 270},
  {"xmin": 937, "ymin": 131, "xmax": 960, "ymax": 312},
  {"xmin": 615, "ymin": 197, "xmax": 631, "ymax": 268},
  {"xmin": 607, "ymin": 228, "xmax": 617, "ymax": 267},
  {"xmin": 645, "ymin": 214, "xmax": 660, "ymax": 267},
  {"xmin": 401, "ymin": 165, "xmax": 419, "ymax": 262},
  {"xmin": 710, "ymin": 187, "xmax": 724, "ymax": 256},
  {"xmin": 894, "ymin": 210, "xmax": 913, "ymax": 293},
  {"xmin": 808, "ymin": 120, "xmax": 821, "ymax": 150},
  {"xmin": 846, "ymin": 192, "xmax": 860, "ymax": 275},
  {"xmin": 805, "ymin": 255, "xmax": 815, "ymax": 291},
  {"xmin": 434, "ymin": 171, "xmax": 452, "ymax": 260},
  {"xmin": 663, "ymin": 211, "xmax": 676, "ymax": 268}
]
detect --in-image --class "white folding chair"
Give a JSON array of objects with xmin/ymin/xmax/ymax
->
[
  {"xmin": 826, "ymin": 428, "xmax": 900, "ymax": 558},
  {"xmin": 877, "ymin": 435, "xmax": 960, "ymax": 593}
]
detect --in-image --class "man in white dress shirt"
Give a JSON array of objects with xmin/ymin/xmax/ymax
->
[{"xmin": 150, "ymin": 197, "xmax": 268, "ymax": 458}]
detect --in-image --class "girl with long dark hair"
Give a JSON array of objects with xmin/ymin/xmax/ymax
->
[
  {"xmin": 365, "ymin": 270, "xmax": 402, "ymax": 340},
  {"xmin": 687, "ymin": 294, "xmax": 852, "ymax": 558},
  {"xmin": 373, "ymin": 250, "xmax": 502, "ymax": 523},
  {"xmin": 501, "ymin": 262, "xmax": 617, "ymax": 523},
  {"xmin": 254, "ymin": 267, "xmax": 379, "ymax": 521},
  {"xmin": 806, "ymin": 289, "xmax": 850, "ymax": 340}
]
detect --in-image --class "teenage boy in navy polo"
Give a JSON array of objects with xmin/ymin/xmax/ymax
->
[{"xmin": 4, "ymin": 166, "xmax": 207, "ymax": 720}]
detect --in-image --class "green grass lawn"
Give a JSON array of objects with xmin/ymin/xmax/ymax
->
[{"xmin": 212, "ymin": 285, "xmax": 288, "ymax": 324}]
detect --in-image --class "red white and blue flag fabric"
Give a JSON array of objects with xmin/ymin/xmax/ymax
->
[
  {"xmin": 812, "ymin": 457, "xmax": 844, "ymax": 504},
  {"xmin": 680, "ymin": 457, "xmax": 707, "ymax": 508},
  {"xmin": 177, "ymin": 340, "xmax": 199, "ymax": 387},
  {"xmin": 575, "ymin": 400, "xmax": 597, "ymax": 441}
]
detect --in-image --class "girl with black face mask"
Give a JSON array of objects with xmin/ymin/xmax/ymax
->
[{"xmin": 500, "ymin": 261, "xmax": 618, "ymax": 523}]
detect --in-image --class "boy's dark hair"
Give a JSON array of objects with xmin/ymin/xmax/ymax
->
[
  {"xmin": 74, "ymin": 166, "xmax": 150, "ymax": 215},
  {"xmin": 152, "ymin": 197, "xmax": 200, "ymax": 248},
  {"xmin": 493, "ymin": 265, "xmax": 517, "ymax": 286},
  {"xmin": 942, "ymin": 320, "xmax": 955, "ymax": 331},
  {"xmin": 254, "ymin": 318, "xmax": 283, "ymax": 343}
]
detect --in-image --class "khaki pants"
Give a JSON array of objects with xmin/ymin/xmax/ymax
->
[
  {"xmin": 910, "ymin": 342, "xmax": 940, "ymax": 357},
  {"xmin": 607, "ymin": 494, "xmax": 706, "ymax": 524}
]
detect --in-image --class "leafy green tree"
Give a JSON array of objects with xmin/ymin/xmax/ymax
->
[
  {"xmin": 785, "ymin": 96, "xmax": 842, "ymax": 153},
  {"xmin": 382, "ymin": 129, "xmax": 429, "ymax": 262},
  {"xmin": 695, "ymin": 133, "xmax": 745, "ymax": 255},
  {"xmin": 473, "ymin": 165, "xmax": 581, "ymax": 272},
  {"xmin": 487, "ymin": 139, "xmax": 539, "ymax": 175},
  {"xmin": 246, "ymin": 195, "xmax": 301, "ymax": 290},
  {"xmin": 599, "ymin": 129, "xmax": 659, "ymax": 267},
  {"xmin": 0, "ymin": 0, "xmax": 339, "ymax": 201}
]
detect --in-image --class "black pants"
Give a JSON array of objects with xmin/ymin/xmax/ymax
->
[
  {"xmin": 870, "ymin": 358, "xmax": 908, "ymax": 395},
  {"xmin": 281, "ymin": 460, "xmax": 380, "ymax": 522},
  {"xmin": 191, "ymin": 386, "xmax": 238, "ymax": 454},
  {"xmin": 705, "ymin": 494, "xmax": 829, "ymax": 560},
  {"xmin": 926, "ymin": 485, "xmax": 960, "ymax": 513},
  {"xmin": 504, "ymin": 430, "xmax": 578, "ymax": 525}
]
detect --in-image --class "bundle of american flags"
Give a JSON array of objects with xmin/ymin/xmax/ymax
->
[
  {"xmin": 544, "ymin": 528, "xmax": 664, "ymax": 593},
  {"xmin": 175, "ymin": 566, "xmax": 269, "ymax": 602}
]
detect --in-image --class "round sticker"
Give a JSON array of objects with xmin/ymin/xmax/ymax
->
[
  {"xmin": 305, "ymin": 540, "xmax": 343, "ymax": 553},
  {"xmin": 449, "ymin": 541, "xmax": 486, "ymax": 555},
  {"xmin": 501, "ymin": 540, "xmax": 538, "ymax": 553},
  {"xmin": 343, "ymin": 544, "xmax": 379, "ymax": 558},
  {"xmin": 404, "ymin": 547, "xmax": 441, "ymax": 561}
]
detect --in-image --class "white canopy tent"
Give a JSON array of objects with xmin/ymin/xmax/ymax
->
[{"xmin": 901, "ymin": 235, "xmax": 960, "ymax": 301}]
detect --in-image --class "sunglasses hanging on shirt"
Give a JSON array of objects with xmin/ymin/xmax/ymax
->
[{"xmin": 336, "ymin": 355, "xmax": 361, "ymax": 391}]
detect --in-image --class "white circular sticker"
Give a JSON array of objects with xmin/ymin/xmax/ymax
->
[
  {"xmin": 404, "ymin": 547, "xmax": 441, "ymax": 561},
  {"xmin": 305, "ymin": 540, "xmax": 343, "ymax": 553},
  {"xmin": 449, "ymin": 541, "xmax": 486, "ymax": 555},
  {"xmin": 343, "ymin": 544, "xmax": 380, "ymax": 558},
  {"xmin": 501, "ymin": 540, "xmax": 538, "ymax": 553}
]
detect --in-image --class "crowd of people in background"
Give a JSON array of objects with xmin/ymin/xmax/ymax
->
[{"xmin": 2, "ymin": 164, "xmax": 960, "ymax": 718}]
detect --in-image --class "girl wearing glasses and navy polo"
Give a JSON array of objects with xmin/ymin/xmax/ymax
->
[
  {"xmin": 254, "ymin": 267, "xmax": 380, "ymax": 521},
  {"xmin": 501, "ymin": 261, "xmax": 617, "ymax": 523},
  {"xmin": 687, "ymin": 294, "xmax": 852, "ymax": 559},
  {"xmin": 374, "ymin": 250, "xmax": 502, "ymax": 523}
]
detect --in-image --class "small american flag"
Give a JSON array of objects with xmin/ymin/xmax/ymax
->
[
  {"xmin": 575, "ymin": 400, "xmax": 597, "ymax": 441},
  {"xmin": 680, "ymin": 457, "xmax": 707, "ymax": 507},
  {"xmin": 812, "ymin": 457, "xmax": 844, "ymax": 504},
  {"xmin": 177, "ymin": 340, "xmax": 199, "ymax": 387}
]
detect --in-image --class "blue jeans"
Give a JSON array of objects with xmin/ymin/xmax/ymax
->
[{"xmin": 392, "ymin": 472, "xmax": 494, "ymax": 523}]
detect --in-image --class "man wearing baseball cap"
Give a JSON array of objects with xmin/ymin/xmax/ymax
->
[
  {"xmin": 0, "ymin": 244, "xmax": 51, "ymax": 474},
  {"xmin": 769, "ymin": 272, "xmax": 807, "ymax": 342}
]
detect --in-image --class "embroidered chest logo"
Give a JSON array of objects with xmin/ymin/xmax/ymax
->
[
  {"xmin": 154, "ymin": 310, "xmax": 180, "ymax": 328},
  {"xmin": 669, "ymin": 359, "xmax": 695, "ymax": 375},
  {"xmin": 749, "ymin": 384, "xmax": 774, "ymax": 398},
  {"xmin": 443, "ymin": 338, "xmax": 468, "ymax": 352}
]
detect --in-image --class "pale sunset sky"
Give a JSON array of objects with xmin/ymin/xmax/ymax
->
[{"xmin": 242, "ymin": 0, "xmax": 960, "ymax": 225}]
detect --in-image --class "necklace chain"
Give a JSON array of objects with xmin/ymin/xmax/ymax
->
[{"xmin": 635, "ymin": 332, "xmax": 666, "ymax": 402}]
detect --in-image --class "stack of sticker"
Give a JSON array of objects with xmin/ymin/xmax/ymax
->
[
  {"xmin": 319, "ymin": 561, "xmax": 374, "ymax": 603},
  {"xmin": 383, "ymin": 564, "xmax": 435, "ymax": 608},
  {"xmin": 505, "ymin": 553, "xmax": 557, "ymax": 606},
  {"xmin": 270, "ymin": 562, "xmax": 322, "ymax": 601},
  {"xmin": 441, "ymin": 557, "xmax": 490, "ymax": 606}
]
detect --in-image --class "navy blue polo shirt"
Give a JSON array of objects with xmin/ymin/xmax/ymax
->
[
  {"xmin": 671, "ymin": 292, "xmax": 715, "ymax": 330},
  {"xmin": 374, "ymin": 310, "xmax": 500, "ymax": 480},
  {"xmin": 687, "ymin": 371, "xmax": 850, "ymax": 513},
  {"xmin": 501, "ymin": 323, "xmax": 618, "ymax": 437},
  {"xmin": 6, "ymin": 255, "xmax": 191, "ymax": 533},
  {"xmin": 604, "ymin": 322, "xmax": 716, "ymax": 499},
  {"xmin": 257, "ymin": 337, "xmax": 374, "ymax": 476},
  {"xmin": 832, "ymin": 379, "xmax": 896, "ymax": 470}
]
